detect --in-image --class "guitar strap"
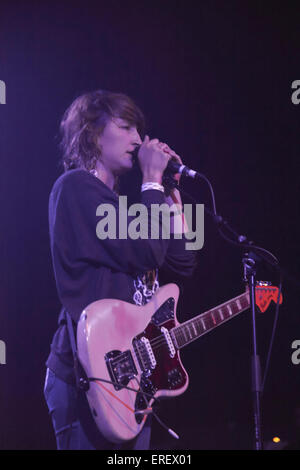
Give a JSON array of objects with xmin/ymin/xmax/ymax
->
[
  {"xmin": 133, "ymin": 268, "xmax": 159, "ymax": 305},
  {"xmin": 66, "ymin": 311, "xmax": 89, "ymax": 391}
]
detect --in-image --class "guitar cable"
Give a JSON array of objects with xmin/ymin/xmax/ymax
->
[
  {"xmin": 133, "ymin": 376, "xmax": 179, "ymax": 440},
  {"xmin": 87, "ymin": 376, "xmax": 179, "ymax": 440}
]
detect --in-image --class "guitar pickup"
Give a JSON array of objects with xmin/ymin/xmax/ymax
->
[
  {"xmin": 105, "ymin": 350, "xmax": 138, "ymax": 391},
  {"xmin": 161, "ymin": 326, "xmax": 176, "ymax": 358},
  {"xmin": 133, "ymin": 336, "xmax": 157, "ymax": 376}
]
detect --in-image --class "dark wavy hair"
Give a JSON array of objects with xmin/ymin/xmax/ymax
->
[{"xmin": 59, "ymin": 90, "xmax": 145, "ymax": 172}]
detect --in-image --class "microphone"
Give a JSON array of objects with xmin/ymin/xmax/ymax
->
[
  {"xmin": 164, "ymin": 159, "xmax": 199, "ymax": 179},
  {"xmin": 130, "ymin": 145, "xmax": 200, "ymax": 180}
]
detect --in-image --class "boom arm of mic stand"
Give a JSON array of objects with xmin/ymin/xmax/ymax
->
[
  {"xmin": 163, "ymin": 176, "xmax": 280, "ymax": 270},
  {"xmin": 163, "ymin": 175, "xmax": 278, "ymax": 450}
]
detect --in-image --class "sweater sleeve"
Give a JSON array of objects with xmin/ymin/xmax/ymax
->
[
  {"xmin": 160, "ymin": 234, "xmax": 198, "ymax": 279},
  {"xmin": 49, "ymin": 170, "xmax": 171, "ymax": 281}
]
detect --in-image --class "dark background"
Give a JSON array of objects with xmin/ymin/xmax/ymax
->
[{"xmin": 0, "ymin": 0, "xmax": 299, "ymax": 450}]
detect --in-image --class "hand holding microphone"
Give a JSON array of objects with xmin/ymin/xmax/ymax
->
[
  {"xmin": 137, "ymin": 135, "xmax": 170, "ymax": 184},
  {"xmin": 132, "ymin": 138, "xmax": 200, "ymax": 182},
  {"xmin": 156, "ymin": 142, "xmax": 183, "ymax": 184}
]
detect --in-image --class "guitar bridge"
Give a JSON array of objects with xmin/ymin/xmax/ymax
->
[{"xmin": 105, "ymin": 350, "xmax": 137, "ymax": 391}]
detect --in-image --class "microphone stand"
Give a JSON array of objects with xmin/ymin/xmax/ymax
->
[
  {"xmin": 162, "ymin": 174, "xmax": 280, "ymax": 451},
  {"xmin": 242, "ymin": 254, "xmax": 263, "ymax": 450}
]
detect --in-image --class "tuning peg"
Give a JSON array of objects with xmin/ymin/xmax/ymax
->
[{"xmin": 256, "ymin": 281, "xmax": 271, "ymax": 286}]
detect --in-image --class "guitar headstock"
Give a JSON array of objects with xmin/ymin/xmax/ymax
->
[{"xmin": 254, "ymin": 281, "xmax": 283, "ymax": 313}]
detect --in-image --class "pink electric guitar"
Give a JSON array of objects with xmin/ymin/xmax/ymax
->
[{"xmin": 77, "ymin": 282, "xmax": 282, "ymax": 443}]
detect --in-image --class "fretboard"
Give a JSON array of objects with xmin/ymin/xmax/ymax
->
[{"xmin": 171, "ymin": 291, "xmax": 250, "ymax": 349}]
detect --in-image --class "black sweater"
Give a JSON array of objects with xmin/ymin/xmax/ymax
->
[{"xmin": 46, "ymin": 169, "xmax": 197, "ymax": 383}]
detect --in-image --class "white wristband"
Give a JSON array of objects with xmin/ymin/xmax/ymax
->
[{"xmin": 141, "ymin": 182, "xmax": 165, "ymax": 193}]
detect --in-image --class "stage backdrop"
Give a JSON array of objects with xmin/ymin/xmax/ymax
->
[{"xmin": 0, "ymin": 0, "xmax": 299, "ymax": 450}]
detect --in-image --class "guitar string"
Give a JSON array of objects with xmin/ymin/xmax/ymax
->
[
  {"xmin": 110, "ymin": 320, "xmax": 204, "ymax": 368},
  {"xmin": 139, "ymin": 291, "xmax": 266, "ymax": 354},
  {"xmin": 111, "ymin": 289, "xmax": 277, "ymax": 367},
  {"xmin": 149, "ymin": 293, "xmax": 249, "ymax": 349},
  {"xmin": 108, "ymin": 289, "xmax": 271, "ymax": 367},
  {"xmin": 113, "ymin": 305, "xmax": 241, "ymax": 364},
  {"xmin": 109, "ymin": 300, "xmax": 255, "ymax": 370},
  {"xmin": 110, "ymin": 307, "xmax": 245, "ymax": 368},
  {"xmin": 112, "ymin": 292, "xmax": 252, "ymax": 367},
  {"xmin": 104, "ymin": 289, "xmax": 276, "ymax": 370}
]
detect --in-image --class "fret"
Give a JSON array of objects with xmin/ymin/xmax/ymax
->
[
  {"xmin": 191, "ymin": 322, "xmax": 198, "ymax": 336},
  {"xmin": 174, "ymin": 320, "xmax": 197, "ymax": 348},
  {"xmin": 175, "ymin": 328, "xmax": 185, "ymax": 347},
  {"xmin": 186, "ymin": 324, "xmax": 193, "ymax": 340},
  {"xmin": 241, "ymin": 294, "xmax": 249, "ymax": 310},
  {"xmin": 187, "ymin": 320, "xmax": 200, "ymax": 339},
  {"xmin": 202, "ymin": 313, "xmax": 212, "ymax": 330},
  {"xmin": 211, "ymin": 307, "xmax": 227, "ymax": 325},
  {"xmin": 172, "ymin": 292, "xmax": 251, "ymax": 349},
  {"xmin": 227, "ymin": 304, "xmax": 232, "ymax": 316},
  {"xmin": 222, "ymin": 307, "xmax": 230, "ymax": 321}
]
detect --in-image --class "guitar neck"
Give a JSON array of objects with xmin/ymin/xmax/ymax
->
[{"xmin": 171, "ymin": 291, "xmax": 250, "ymax": 349}]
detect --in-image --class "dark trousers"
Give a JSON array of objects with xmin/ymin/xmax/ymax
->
[{"xmin": 43, "ymin": 368, "xmax": 152, "ymax": 450}]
